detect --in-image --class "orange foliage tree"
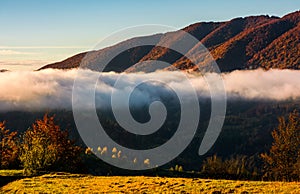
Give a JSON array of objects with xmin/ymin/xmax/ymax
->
[
  {"xmin": 20, "ymin": 114, "xmax": 82, "ymax": 175},
  {"xmin": 0, "ymin": 121, "xmax": 19, "ymax": 169}
]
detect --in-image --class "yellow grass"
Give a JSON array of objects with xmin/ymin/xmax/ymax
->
[
  {"xmin": 1, "ymin": 172, "xmax": 300, "ymax": 193},
  {"xmin": 0, "ymin": 169, "xmax": 24, "ymax": 177}
]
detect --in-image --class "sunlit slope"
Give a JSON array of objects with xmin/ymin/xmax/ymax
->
[{"xmin": 1, "ymin": 172, "xmax": 300, "ymax": 193}]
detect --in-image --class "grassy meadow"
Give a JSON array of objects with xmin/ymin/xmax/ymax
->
[{"xmin": 1, "ymin": 171, "xmax": 300, "ymax": 193}]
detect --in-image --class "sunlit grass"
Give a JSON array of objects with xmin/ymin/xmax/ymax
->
[
  {"xmin": 0, "ymin": 169, "xmax": 24, "ymax": 177},
  {"xmin": 1, "ymin": 172, "xmax": 299, "ymax": 193}
]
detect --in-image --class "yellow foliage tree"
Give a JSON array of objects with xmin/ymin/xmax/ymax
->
[{"xmin": 261, "ymin": 110, "xmax": 300, "ymax": 181}]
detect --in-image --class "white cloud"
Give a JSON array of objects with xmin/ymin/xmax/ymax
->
[
  {"xmin": 0, "ymin": 46, "xmax": 89, "ymax": 49},
  {"xmin": 0, "ymin": 49, "xmax": 36, "ymax": 55},
  {"xmin": 0, "ymin": 69, "xmax": 299, "ymax": 111},
  {"xmin": 0, "ymin": 60, "xmax": 49, "ymax": 66},
  {"xmin": 0, "ymin": 60, "xmax": 51, "ymax": 71}
]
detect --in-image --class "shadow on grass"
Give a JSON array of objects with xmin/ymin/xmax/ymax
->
[{"xmin": 0, "ymin": 176, "xmax": 29, "ymax": 187}]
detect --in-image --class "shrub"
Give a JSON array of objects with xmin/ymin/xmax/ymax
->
[
  {"xmin": 19, "ymin": 114, "xmax": 82, "ymax": 175},
  {"xmin": 201, "ymin": 155, "xmax": 226, "ymax": 175},
  {"xmin": 172, "ymin": 164, "xmax": 184, "ymax": 172},
  {"xmin": 201, "ymin": 155, "xmax": 250, "ymax": 179}
]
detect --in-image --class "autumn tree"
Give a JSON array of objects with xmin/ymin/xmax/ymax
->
[
  {"xmin": 261, "ymin": 110, "xmax": 300, "ymax": 181},
  {"xmin": 0, "ymin": 121, "xmax": 20, "ymax": 169},
  {"xmin": 19, "ymin": 114, "xmax": 82, "ymax": 175}
]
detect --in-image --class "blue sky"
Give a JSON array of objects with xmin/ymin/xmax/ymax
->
[{"xmin": 0, "ymin": 0, "xmax": 299, "ymax": 70}]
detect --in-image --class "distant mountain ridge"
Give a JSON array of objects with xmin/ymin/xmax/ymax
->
[{"xmin": 39, "ymin": 11, "xmax": 300, "ymax": 72}]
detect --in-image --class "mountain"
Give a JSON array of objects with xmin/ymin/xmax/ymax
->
[
  {"xmin": 39, "ymin": 34, "xmax": 162, "ymax": 72},
  {"xmin": 0, "ymin": 69, "xmax": 9, "ymax": 73},
  {"xmin": 39, "ymin": 11, "xmax": 300, "ymax": 72}
]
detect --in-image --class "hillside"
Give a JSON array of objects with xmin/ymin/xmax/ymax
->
[
  {"xmin": 248, "ymin": 22, "xmax": 300, "ymax": 69},
  {"xmin": 1, "ymin": 172, "xmax": 300, "ymax": 193},
  {"xmin": 39, "ymin": 35, "xmax": 162, "ymax": 72},
  {"xmin": 38, "ymin": 11, "xmax": 300, "ymax": 72}
]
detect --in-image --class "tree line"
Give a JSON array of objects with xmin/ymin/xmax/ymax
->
[{"xmin": 0, "ymin": 111, "xmax": 299, "ymax": 181}]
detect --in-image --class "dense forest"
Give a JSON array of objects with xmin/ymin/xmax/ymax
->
[{"xmin": 1, "ymin": 99, "xmax": 299, "ymax": 181}]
